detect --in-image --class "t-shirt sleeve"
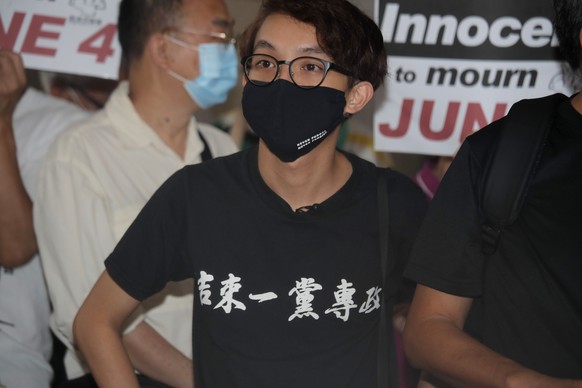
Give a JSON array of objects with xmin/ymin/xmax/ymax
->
[
  {"xmin": 105, "ymin": 168, "xmax": 193, "ymax": 301},
  {"xmin": 404, "ymin": 138, "xmax": 489, "ymax": 298}
]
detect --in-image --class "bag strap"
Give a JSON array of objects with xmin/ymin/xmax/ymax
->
[
  {"xmin": 198, "ymin": 129, "xmax": 213, "ymax": 162},
  {"xmin": 376, "ymin": 168, "xmax": 398, "ymax": 388},
  {"xmin": 481, "ymin": 93, "xmax": 567, "ymax": 254}
]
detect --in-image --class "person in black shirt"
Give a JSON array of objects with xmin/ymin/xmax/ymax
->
[
  {"xmin": 403, "ymin": 0, "xmax": 582, "ymax": 386},
  {"xmin": 72, "ymin": 0, "xmax": 428, "ymax": 387}
]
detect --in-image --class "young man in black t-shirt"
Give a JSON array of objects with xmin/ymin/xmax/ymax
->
[{"xmin": 72, "ymin": 0, "xmax": 428, "ymax": 386}]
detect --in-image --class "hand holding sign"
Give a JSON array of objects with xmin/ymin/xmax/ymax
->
[{"xmin": 0, "ymin": 50, "xmax": 26, "ymax": 120}]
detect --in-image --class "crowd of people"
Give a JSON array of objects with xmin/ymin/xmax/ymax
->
[{"xmin": 0, "ymin": 0, "xmax": 580, "ymax": 387}]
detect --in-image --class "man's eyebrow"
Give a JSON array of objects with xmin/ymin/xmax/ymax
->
[
  {"xmin": 253, "ymin": 39, "xmax": 275, "ymax": 51},
  {"xmin": 252, "ymin": 41, "xmax": 325, "ymax": 56},
  {"xmin": 298, "ymin": 46, "xmax": 324, "ymax": 55}
]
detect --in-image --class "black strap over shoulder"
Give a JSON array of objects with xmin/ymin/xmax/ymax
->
[
  {"xmin": 198, "ymin": 130, "xmax": 213, "ymax": 162},
  {"xmin": 376, "ymin": 168, "xmax": 398, "ymax": 388},
  {"xmin": 481, "ymin": 93, "xmax": 567, "ymax": 254}
]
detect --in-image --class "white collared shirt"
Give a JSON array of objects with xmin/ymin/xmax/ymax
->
[{"xmin": 34, "ymin": 81, "xmax": 238, "ymax": 378}]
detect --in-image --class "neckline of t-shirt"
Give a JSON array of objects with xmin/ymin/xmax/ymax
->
[{"xmin": 246, "ymin": 146, "xmax": 364, "ymax": 219}]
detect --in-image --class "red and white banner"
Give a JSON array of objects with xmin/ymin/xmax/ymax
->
[
  {"xmin": 373, "ymin": 0, "xmax": 575, "ymax": 156},
  {"xmin": 0, "ymin": 0, "xmax": 121, "ymax": 79}
]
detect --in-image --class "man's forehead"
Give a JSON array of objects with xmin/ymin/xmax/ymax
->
[{"xmin": 180, "ymin": 0, "xmax": 234, "ymax": 30}]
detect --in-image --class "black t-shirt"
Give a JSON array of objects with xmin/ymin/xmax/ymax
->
[
  {"xmin": 405, "ymin": 96, "xmax": 582, "ymax": 378},
  {"xmin": 106, "ymin": 146, "xmax": 428, "ymax": 387}
]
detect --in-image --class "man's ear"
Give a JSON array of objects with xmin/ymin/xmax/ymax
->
[
  {"xmin": 344, "ymin": 81, "xmax": 374, "ymax": 116},
  {"xmin": 147, "ymin": 32, "xmax": 172, "ymax": 70}
]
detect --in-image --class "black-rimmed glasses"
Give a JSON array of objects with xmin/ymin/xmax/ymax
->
[{"xmin": 241, "ymin": 54, "xmax": 353, "ymax": 89}]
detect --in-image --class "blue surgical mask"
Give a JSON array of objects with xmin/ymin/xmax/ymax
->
[{"xmin": 166, "ymin": 37, "xmax": 238, "ymax": 109}]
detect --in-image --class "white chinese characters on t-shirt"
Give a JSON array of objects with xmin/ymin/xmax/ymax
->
[{"xmin": 197, "ymin": 271, "xmax": 383, "ymax": 322}]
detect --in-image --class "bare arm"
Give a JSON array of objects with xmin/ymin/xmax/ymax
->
[
  {"xmin": 74, "ymin": 270, "xmax": 141, "ymax": 388},
  {"xmin": 75, "ymin": 272, "xmax": 195, "ymax": 387},
  {"xmin": 123, "ymin": 322, "xmax": 194, "ymax": 387},
  {"xmin": 0, "ymin": 50, "xmax": 37, "ymax": 267},
  {"xmin": 403, "ymin": 285, "xmax": 582, "ymax": 388}
]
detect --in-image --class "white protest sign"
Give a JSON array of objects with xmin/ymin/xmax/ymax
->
[
  {"xmin": 1, "ymin": 0, "xmax": 121, "ymax": 79},
  {"xmin": 373, "ymin": 0, "xmax": 575, "ymax": 156}
]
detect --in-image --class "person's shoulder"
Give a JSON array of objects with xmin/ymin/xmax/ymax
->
[
  {"xmin": 343, "ymin": 149, "xmax": 378, "ymax": 171},
  {"xmin": 56, "ymin": 108, "xmax": 106, "ymax": 139},
  {"xmin": 509, "ymin": 93, "xmax": 569, "ymax": 111},
  {"xmin": 344, "ymin": 149, "xmax": 415, "ymax": 188},
  {"xmin": 344, "ymin": 150, "xmax": 427, "ymax": 206},
  {"xmin": 384, "ymin": 167, "xmax": 428, "ymax": 205},
  {"xmin": 386, "ymin": 168, "xmax": 419, "ymax": 189},
  {"xmin": 17, "ymin": 87, "xmax": 80, "ymax": 115},
  {"xmin": 44, "ymin": 109, "xmax": 110, "ymax": 162},
  {"xmin": 175, "ymin": 148, "xmax": 250, "ymax": 197},
  {"xmin": 15, "ymin": 88, "xmax": 90, "ymax": 132},
  {"xmin": 465, "ymin": 93, "xmax": 568, "ymax": 160},
  {"xmin": 465, "ymin": 114, "xmax": 504, "ymax": 149},
  {"xmin": 13, "ymin": 88, "xmax": 91, "ymax": 155}
]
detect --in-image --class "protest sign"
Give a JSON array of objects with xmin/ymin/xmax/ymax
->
[
  {"xmin": 1, "ymin": 0, "xmax": 121, "ymax": 79},
  {"xmin": 373, "ymin": 0, "xmax": 575, "ymax": 155}
]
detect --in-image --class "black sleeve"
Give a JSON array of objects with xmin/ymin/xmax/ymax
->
[
  {"xmin": 403, "ymin": 126, "xmax": 498, "ymax": 297},
  {"xmin": 105, "ymin": 168, "xmax": 193, "ymax": 301}
]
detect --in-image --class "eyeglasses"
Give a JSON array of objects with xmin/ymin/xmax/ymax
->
[
  {"xmin": 178, "ymin": 28, "xmax": 236, "ymax": 45},
  {"xmin": 241, "ymin": 54, "xmax": 353, "ymax": 89}
]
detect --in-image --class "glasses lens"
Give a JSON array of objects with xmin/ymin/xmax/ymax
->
[
  {"xmin": 245, "ymin": 55, "xmax": 278, "ymax": 85},
  {"xmin": 290, "ymin": 57, "xmax": 327, "ymax": 88}
]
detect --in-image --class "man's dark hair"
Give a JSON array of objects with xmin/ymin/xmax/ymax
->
[
  {"xmin": 554, "ymin": 0, "xmax": 582, "ymax": 70},
  {"xmin": 238, "ymin": 0, "xmax": 388, "ymax": 90},
  {"xmin": 117, "ymin": 0, "xmax": 184, "ymax": 66}
]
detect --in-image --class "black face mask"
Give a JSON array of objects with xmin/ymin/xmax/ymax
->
[{"xmin": 242, "ymin": 80, "xmax": 347, "ymax": 162}]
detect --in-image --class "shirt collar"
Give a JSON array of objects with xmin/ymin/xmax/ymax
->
[{"xmin": 104, "ymin": 81, "xmax": 204, "ymax": 162}]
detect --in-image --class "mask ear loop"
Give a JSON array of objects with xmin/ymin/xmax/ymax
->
[
  {"xmin": 166, "ymin": 68, "xmax": 189, "ymax": 83},
  {"xmin": 165, "ymin": 35, "xmax": 200, "ymax": 52}
]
